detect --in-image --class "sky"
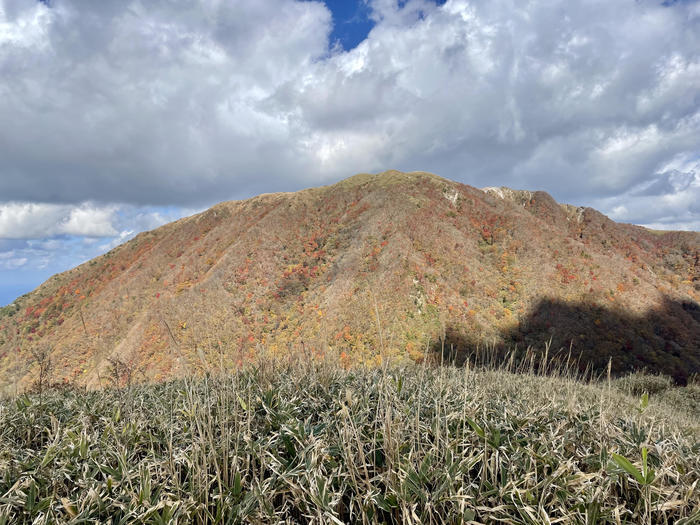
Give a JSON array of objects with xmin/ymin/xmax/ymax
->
[{"xmin": 0, "ymin": 0, "xmax": 698, "ymax": 306}]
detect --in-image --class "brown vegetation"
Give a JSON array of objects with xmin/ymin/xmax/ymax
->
[{"xmin": 0, "ymin": 170, "xmax": 698, "ymax": 392}]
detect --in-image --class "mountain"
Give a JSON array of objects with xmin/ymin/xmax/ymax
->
[{"xmin": 1, "ymin": 170, "xmax": 698, "ymax": 392}]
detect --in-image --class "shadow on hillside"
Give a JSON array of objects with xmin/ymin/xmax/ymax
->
[{"xmin": 432, "ymin": 297, "xmax": 700, "ymax": 384}]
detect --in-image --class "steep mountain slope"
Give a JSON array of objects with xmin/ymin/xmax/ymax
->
[{"xmin": 1, "ymin": 171, "xmax": 698, "ymax": 392}]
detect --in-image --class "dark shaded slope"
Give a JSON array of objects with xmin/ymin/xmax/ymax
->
[{"xmin": 436, "ymin": 297, "xmax": 700, "ymax": 383}]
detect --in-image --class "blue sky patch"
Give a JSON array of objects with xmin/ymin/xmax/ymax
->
[
  {"xmin": 324, "ymin": 0, "xmax": 375, "ymax": 51},
  {"xmin": 324, "ymin": 0, "xmax": 448, "ymax": 51}
]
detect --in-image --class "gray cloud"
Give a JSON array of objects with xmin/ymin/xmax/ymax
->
[
  {"xmin": 0, "ymin": 0, "xmax": 698, "ymax": 231},
  {"xmin": 592, "ymin": 154, "xmax": 700, "ymax": 230},
  {"xmin": 0, "ymin": 0, "xmax": 333, "ymax": 205}
]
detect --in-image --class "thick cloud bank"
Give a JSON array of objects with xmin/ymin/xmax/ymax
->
[{"xmin": 0, "ymin": 0, "xmax": 698, "ymax": 302}]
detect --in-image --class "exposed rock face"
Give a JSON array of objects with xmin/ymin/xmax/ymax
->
[{"xmin": 1, "ymin": 170, "xmax": 698, "ymax": 391}]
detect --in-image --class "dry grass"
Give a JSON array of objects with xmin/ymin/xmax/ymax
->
[{"xmin": 0, "ymin": 354, "xmax": 698, "ymax": 524}]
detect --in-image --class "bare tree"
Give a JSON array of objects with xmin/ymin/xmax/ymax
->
[
  {"xmin": 30, "ymin": 346, "xmax": 52, "ymax": 405},
  {"xmin": 106, "ymin": 355, "xmax": 139, "ymax": 390}
]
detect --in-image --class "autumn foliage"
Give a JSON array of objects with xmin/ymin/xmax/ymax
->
[{"xmin": 0, "ymin": 171, "xmax": 698, "ymax": 392}]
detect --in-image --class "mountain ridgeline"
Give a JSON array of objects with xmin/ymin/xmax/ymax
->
[{"xmin": 1, "ymin": 171, "xmax": 698, "ymax": 392}]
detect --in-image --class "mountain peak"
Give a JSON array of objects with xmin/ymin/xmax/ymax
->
[
  {"xmin": 1, "ymin": 171, "xmax": 698, "ymax": 392},
  {"xmin": 332, "ymin": 169, "xmax": 449, "ymax": 189}
]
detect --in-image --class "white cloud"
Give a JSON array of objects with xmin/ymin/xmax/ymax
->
[
  {"xmin": 0, "ymin": 0, "xmax": 697, "ymax": 237},
  {"xmin": 0, "ymin": 0, "xmax": 696, "ymax": 210},
  {"xmin": 6, "ymin": 257, "xmax": 27, "ymax": 269},
  {"xmin": 98, "ymin": 229, "xmax": 135, "ymax": 252},
  {"xmin": 0, "ymin": 202, "xmax": 117, "ymax": 239},
  {"xmin": 61, "ymin": 206, "xmax": 118, "ymax": 237},
  {"xmin": 0, "ymin": 251, "xmax": 28, "ymax": 269}
]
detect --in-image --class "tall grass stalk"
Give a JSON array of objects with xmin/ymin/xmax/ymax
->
[{"xmin": 0, "ymin": 350, "xmax": 698, "ymax": 523}]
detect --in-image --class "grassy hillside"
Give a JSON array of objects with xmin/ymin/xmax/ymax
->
[
  {"xmin": 1, "ymin": 356, "xmax": 698, "ymax": 524},
  {"xmin": 1, "ymin": 171, "xmax": 698, "ymax": 393}
]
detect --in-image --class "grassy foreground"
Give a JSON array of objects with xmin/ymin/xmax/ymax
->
[{"xmin": 0, "ymin": 357, "xmax": 698, "ymax": 524}]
